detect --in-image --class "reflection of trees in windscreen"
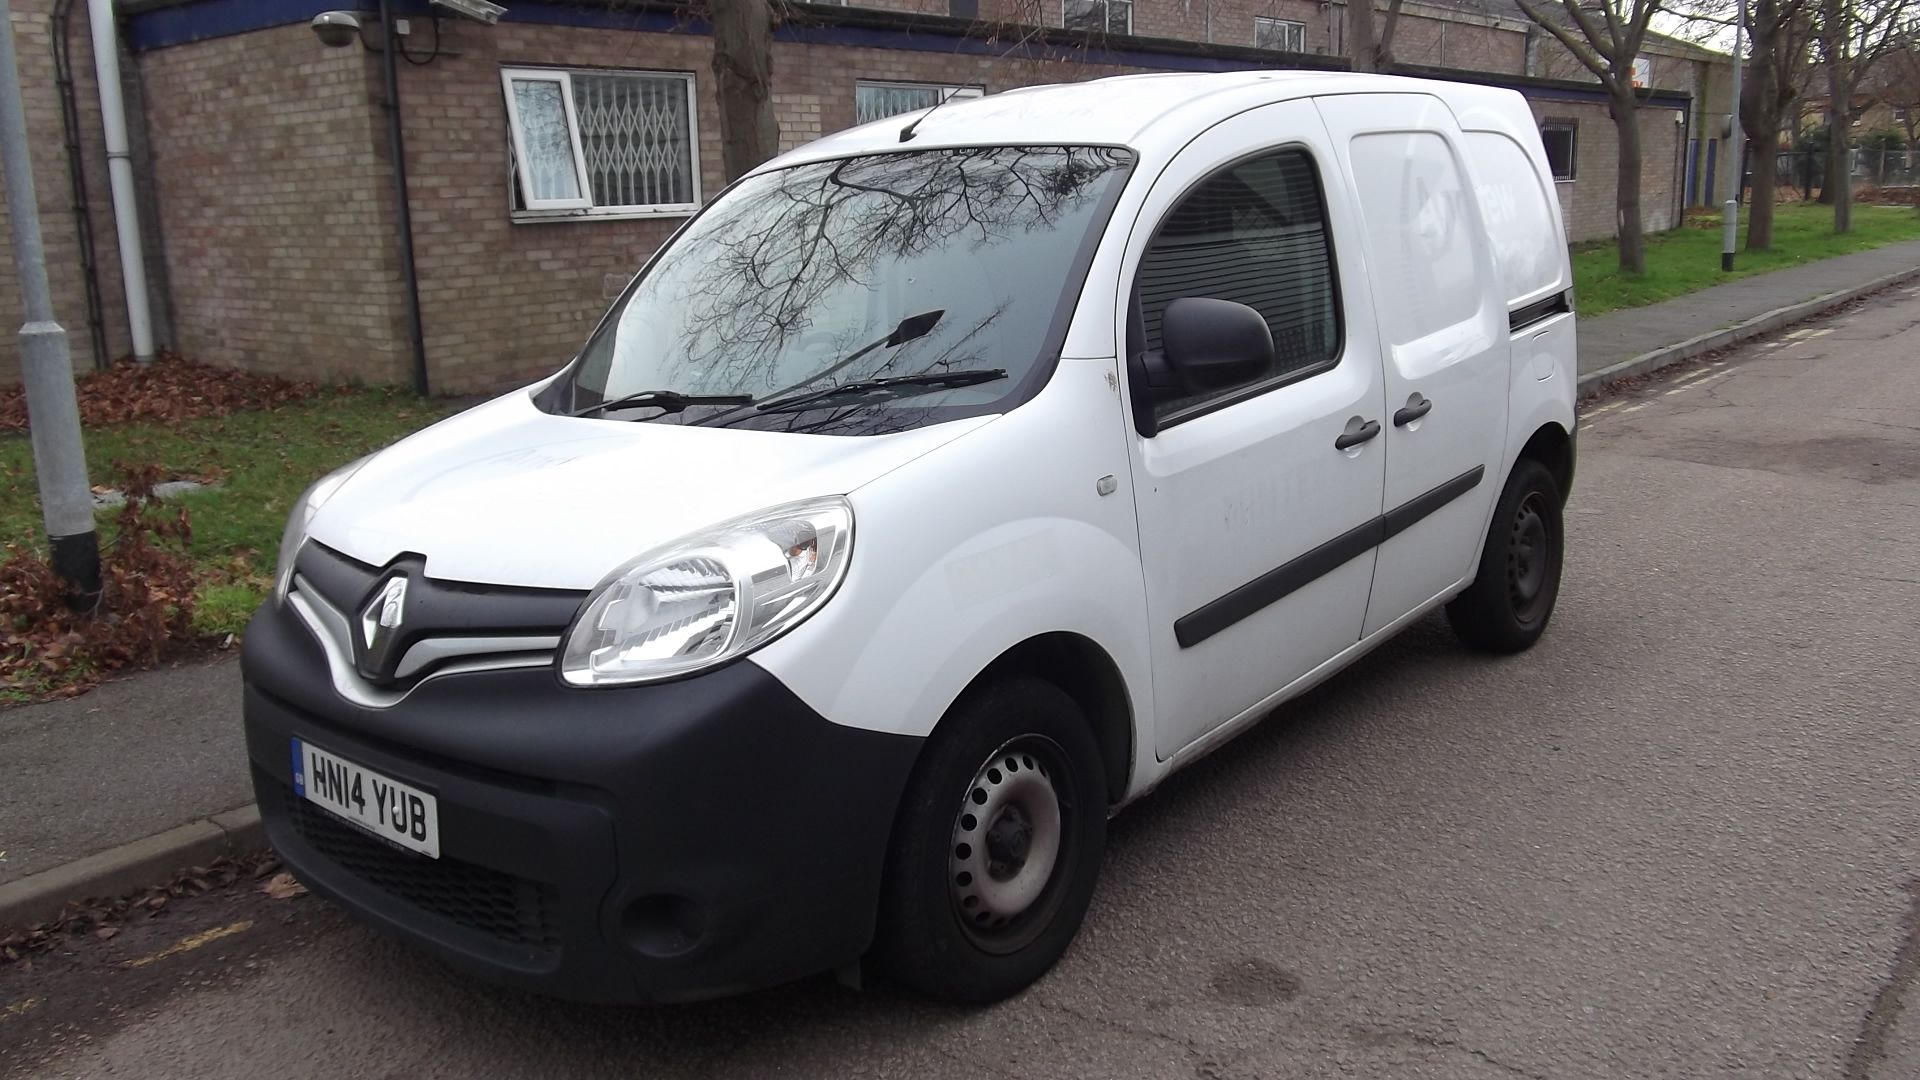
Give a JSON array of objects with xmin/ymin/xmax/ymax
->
[{"xmin": 665, "ymin": 146, "xmax": 1121, "ymax": 389}]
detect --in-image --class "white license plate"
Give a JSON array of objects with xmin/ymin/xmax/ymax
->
[{"xmin": 292, "ymin": 738, "xmax": 440, "ymax": 858}]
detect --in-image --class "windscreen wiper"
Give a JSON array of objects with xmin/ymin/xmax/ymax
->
[
  {"xmin": 571, "ymin": 389, "xmax": 754, "ymax": 418},
  {"xmin": 692, "ymin": 310, "xmax": 946, "ymax": 429},
  {"xmin": 752, "ymin": 368, "xmax": 1008, "ymax": 415}
]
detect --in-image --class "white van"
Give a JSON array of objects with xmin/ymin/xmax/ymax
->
[{"xmin": 244, "ymin": 71, "xmax": 1577, "ymax": 1005}]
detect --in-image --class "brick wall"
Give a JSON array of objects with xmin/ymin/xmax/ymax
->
[
  {"xmin": 395, "ymin": 20, "xmax": 1151, "ymax": 392},
  {"xmin": 82, "ymin": 1, "xmax": 1714, "ymax": 395},
  {"xmin": 1531, "ymin": 98, "xmax": 1684, "ymax": 242},
  {"xmin": 0, "ymin": 0, "xmax": 135, "ymax": 383},
  {"xmin": 136, "ymin": 25, "xmax": 408, "ymax": 383}
]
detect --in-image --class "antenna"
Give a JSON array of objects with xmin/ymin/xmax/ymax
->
[{"xmin": 899, "ymin": 88, "xmax": 963, "ymax": 143}]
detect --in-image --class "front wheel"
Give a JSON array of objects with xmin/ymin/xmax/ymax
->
[
  {"xmin": 872, "ymin": 676, "xmax": 1106, "ymax": 1004},
  {"xmin": 1446, "ymin": 458, "xmax": 1564, "ymax": 653}
]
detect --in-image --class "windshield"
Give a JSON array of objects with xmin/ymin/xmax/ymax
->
[{"xmin": 556, "ymin": 145, "xmax": 1135, "ymax": 434}]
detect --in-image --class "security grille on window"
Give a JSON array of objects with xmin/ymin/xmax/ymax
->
[
  {"xmin": 854, "ymin": 81, "xmax": 984, "ymax": 125},
  {"xmin": 1064, "ymin": 0, "xmax": 1131, "ymax": 34},
  {"xmin": 501, "ymin": 66, "xmax": 700, "ymax": 218},
  {"xmin": 1133, "ymin": 149, "xmax": 1340, "ymax": 421},
  {"xmin": 1253, "ymin": 17, "xmax": 1305, "ymax": 52},
  {"xmin": 1540, "ymin": 121, "xmax": 1577, "ymax": 181}
]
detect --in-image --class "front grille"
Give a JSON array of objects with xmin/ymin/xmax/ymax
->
[{"xmin": 284, "ymin": 793, "xmax": 561, "ymax": 956}]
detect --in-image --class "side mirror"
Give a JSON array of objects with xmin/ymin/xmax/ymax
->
[{"xmin": 1160, "ymin": 297, "xmax": 1273, "ymax": 391}]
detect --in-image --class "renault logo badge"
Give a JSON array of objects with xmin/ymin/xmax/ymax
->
[{"xmin": 359, "ymin": 576, "xmax": 409, "ymax": 676}]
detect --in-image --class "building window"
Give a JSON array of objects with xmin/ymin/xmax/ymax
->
[
  {"xmin": 1064, "ymin": 0, "xmax": 1131, "ymax": 35},
  {"xmin": 855, "ymin": 81, "xmax": 984, "ymax": 125},
  {"xmin": 1253, "ymin": 17, "xmax": 1306, "ymax": 52},
  {"xmin": 1540, "ymin": 121, "xmax": 1577, "ymax": 181},
  {"xmin": 501, "ymin": 66, "xmax": 700, "ymax": 219}
]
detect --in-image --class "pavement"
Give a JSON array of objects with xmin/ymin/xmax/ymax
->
[
  {"xmin": 0, "ymin": 661, "xmax": 248, "ymax": 891},
  {"xmin": 1575, "ymin": 238, "xmax": 1920, "ymax": 380},
  {"xmin": 4, "ymin": 278, "xmax": 1919, "ymax": 1078}
]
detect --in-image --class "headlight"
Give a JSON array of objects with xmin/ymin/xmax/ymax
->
[
  {"xmin": 274, "ymin": 456, "xmax": 371, "ymax": 603},
  {"xmin": 559, "ymin": 497, "xmax": 853, "ymax": 688}
]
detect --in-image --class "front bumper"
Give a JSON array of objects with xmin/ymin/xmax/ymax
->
[{"xmin": 241, "ymin": 596, "xmax": 923, "ymax": 1004}]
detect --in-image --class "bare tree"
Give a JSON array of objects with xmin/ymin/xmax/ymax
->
[
  {"xmin": 708, "ymin": 0, "xmax": 782, "ymax": 181},
  {"xmin": 1868, "ymin": 40, "xmax": 1920, "ymax": 144},
  {"xmin": 1512, "ymin": 0, "xmax": 1666, "ymax": 273},
  {"xmin": 1744, "ymin": 0, "xmax": 1819, "ymax": 247},
  {"xmin": 1812, "ymin": 0, "xmax": 1907, "ymax": 231},
  {"xmin": 1346, "ymin": 0, "xmax": 1409, "ymax": 73}
]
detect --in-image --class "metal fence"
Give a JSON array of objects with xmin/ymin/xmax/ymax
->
[{"xmin": 1750, "ymin": 148, "xmax": 1920, "ymax": 201}]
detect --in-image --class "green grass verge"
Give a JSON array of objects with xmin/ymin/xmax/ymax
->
[
  {"xmin": 1572, "ymin": 202, "xmax": 1920, "ymax": 317},
  {"xmin": 2, "ymin": 390, "xmax": 460, "ymax": 639}
]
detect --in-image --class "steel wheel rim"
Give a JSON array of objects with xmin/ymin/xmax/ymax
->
[
  {"xmin": 948, "ymin": 736, "xmax": 1071, "ymax": 954},
  {"xmin": 1506, "ymin": 491, "xmax": 1552, "ymax": 625}
]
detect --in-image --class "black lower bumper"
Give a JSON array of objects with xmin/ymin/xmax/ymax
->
[{"xmin": 241, "ymin": 598, "xmax": 922, "ymax": 1004}]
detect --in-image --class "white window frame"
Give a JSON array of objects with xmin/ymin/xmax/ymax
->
[
  {"xmin": 1062, "ymin": 0, "xmax": 1131, "ymax": 35},
  {"xmin": 501, "ymin": 68, "xmax": 593, "ymax": 211},
  {"xmin": 854, "ymin": 80, "xmax": 984, "ymax": 125},
  {"xmin": 501, "ymin": 66, "xmax": 703, "ymax": 223},
  {"xmin": 1253, "ymin": 16, "xmax": 1306, "ymax": 53}
]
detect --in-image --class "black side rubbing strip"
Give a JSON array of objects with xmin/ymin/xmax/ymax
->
[
  {"xmin": 1509, "ymin": 291, "xmax": 1572, "ymax": 333},
  {"xmin": 1174, "ymin": 518, "xmax": 1381, "ymax": 649},
  {"xmin": 1381, "ymin": 465, "xmax": 1484, "ymax": 543},
  {"xmin": 1173, "ymin": 465, "xmax": 1487, "ymax": 649}
]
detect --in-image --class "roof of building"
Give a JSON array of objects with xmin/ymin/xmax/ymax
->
[{"xmin": 757, "ymin": 70, "xmax": 1541, "ymax": 174}]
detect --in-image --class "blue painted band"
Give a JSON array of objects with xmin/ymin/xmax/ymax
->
[{"xmin": 123, "ymin": 0, "xmax": 1687, "ymax": 111}]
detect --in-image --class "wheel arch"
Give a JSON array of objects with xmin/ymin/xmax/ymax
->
[
  {"xmin": 1516, "ymin": 419, "xmax": 1574, "ymax": 504},
  {"xmin": 946, "ymin": 632, "xmax": 1135, "ymax": 808}
]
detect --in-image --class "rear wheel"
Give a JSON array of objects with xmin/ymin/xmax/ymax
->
[
  {"xmin": 873, "ymin": 676, "xmax": 1106, "ymax": 1004},
  {"xmin": 1446, "ymin": 458, "xmax": 1564, "ymax": 653}
]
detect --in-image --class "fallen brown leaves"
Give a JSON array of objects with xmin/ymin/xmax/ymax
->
[
  {"xmin": 260, "ymin": 872, "xmax": 308, "ymax": 901},
  {"xmin": 0, "ymin": 852, "xmax": 286, "ymax": 965},
  {"xmin": 0, "ymin": 351, "xmax": 318, "ymax": 432},
  {"xmin": 2, "ymin": 465, "xmax": 205, "ymax": 697}
]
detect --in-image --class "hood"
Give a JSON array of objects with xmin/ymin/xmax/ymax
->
[{"xmin": 308, "ymin": 390, "xmax": 995, "ymax": 589}]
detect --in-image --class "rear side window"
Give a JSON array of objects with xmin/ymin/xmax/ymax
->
[
  {"xmin": 1464, "ymin": 131, "xmax": 1563, "ymax": 305},
  {"xmin": 1134, "ymin": 149, "xmax": 1340, "ymax": 419}
]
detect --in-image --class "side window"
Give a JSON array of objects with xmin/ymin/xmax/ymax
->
[{"xmin": 1133, "ymin": 149, "xmax": 1341, "ymax": 421}]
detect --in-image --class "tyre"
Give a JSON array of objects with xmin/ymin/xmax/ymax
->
[
  {"xmin": 1446, "ymin": 457, "xmax": 1564, "ymax": 654},
  {"xmin": 872, "ymin": 676, "xmax": 1107, "ymax": 1005}
]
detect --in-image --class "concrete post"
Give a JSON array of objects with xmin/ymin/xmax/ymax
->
[
  {"xmin": 1722, "ymin": 2, "xmax": 1746, "ymax": 272},
  {"xmin": 0, "ymin": 0, "xmax": 101, "ymax": 599}
]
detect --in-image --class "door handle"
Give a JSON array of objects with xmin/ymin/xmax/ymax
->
[
  {"xmin": 1334, "ymin": 417, "xmax": 1382, "ymax": 450},
  {"xmin": 1393, "ymin": 395, "xmax": 1433, "ymax": 426}
]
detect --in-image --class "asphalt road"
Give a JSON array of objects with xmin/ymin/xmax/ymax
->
[{"xmin": 6, "ymin": 285, "xmax": 1920, "ymax": 1079}]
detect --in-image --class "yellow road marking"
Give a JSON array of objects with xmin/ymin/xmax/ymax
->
[
  {"xmin": 1621, "ymin": 403, "xmax": 1649, "ymax": 413},
  {"xmin": 123, "ymin": 920, "xmax": 253, "ymax": 969},
  {"xmin": 2, "ymin": 995, "xmax": 43, "ymax": 1020},
  {"xmin": 1587, "ymin": 401, "xmax": 1624, "ymax": 415},
  {"xmin": 1673, "ymin": 368, "xmax": 1713, "ymax": 385}
]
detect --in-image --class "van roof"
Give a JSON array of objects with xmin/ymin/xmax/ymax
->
[{"xmin": 753, "ymin": 71, "xmax": 1522, "ymax": 174}]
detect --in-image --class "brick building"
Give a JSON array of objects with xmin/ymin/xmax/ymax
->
[{"xmin": 3, "ymin": 0, "xmax": 1730, "ymax": 392}]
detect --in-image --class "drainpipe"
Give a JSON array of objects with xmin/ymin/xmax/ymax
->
[
  {"xmin": 379, "ymin": 0, "xmax": 430, "ymax": 397},
  {"xmin": 85, "ymin": 0, "xmax": 154, "ymax": 363}
]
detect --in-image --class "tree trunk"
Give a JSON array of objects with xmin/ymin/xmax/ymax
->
[
  {"xmin": 1826, "ymin": 102, "xmax": 1852, "ymax": 227},
  {"xmin": 710, "ymin": 0, "xmax": 780, "ymax": 183},
  {"xmin": 1347, "ymin": 0, "xmax": 1381, "ymax": 74},
  {"xmin": 1612, "ymin": 89, "xmax": 1647, "ymax": 275},
  {"xmin": 1748, "ymin": 148, "xmax": 1779, "ymax": 249}
]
